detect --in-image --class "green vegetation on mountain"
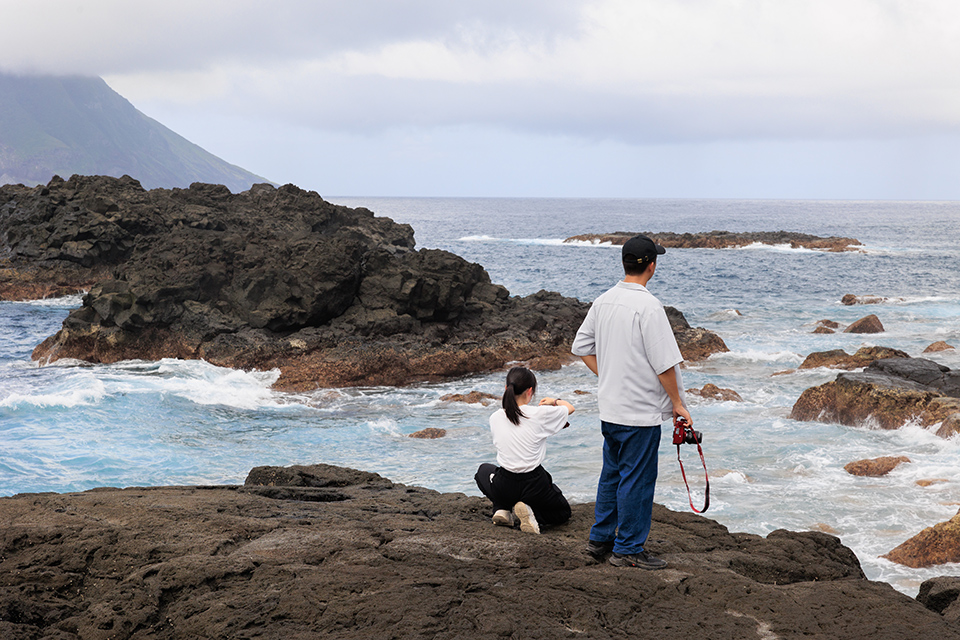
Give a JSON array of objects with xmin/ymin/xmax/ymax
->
[{"xmin": 0, "ymin": 73, "xmax": 269, "ymax": 192}]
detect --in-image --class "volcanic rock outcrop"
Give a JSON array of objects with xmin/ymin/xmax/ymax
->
[
  {"xmin": 2, "ymin": 463, "xmax": 960, "ymax": 639},
  {"xmin": 1, "ymin": 175, "xmax": 727, "ymax": 389},
  {"xmin": 884, "ymin": 510, "xmax": 960, "ymax": 569},
  {"xmin": 791, "ymin": 357, "xmax": 960, "ymax": 433},
  {"xmin": 565, "ymin": 230, "xmax": 862, "ymax": 252},
  {"xmin": 798, "ymin": 346, "xmax": 909, "ymax": 370}
]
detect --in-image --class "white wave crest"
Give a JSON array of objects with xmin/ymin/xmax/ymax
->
[
  {"xmin": 711, "ymin": 349, "xmax": 804, "ymax": 364},
  {"xmin": 0, "ymin": 378, "xmax": 106, "ymax": 409},
  {"xmin": 10, "ymin": 293, "xmax": 86, "ymax": 308}
]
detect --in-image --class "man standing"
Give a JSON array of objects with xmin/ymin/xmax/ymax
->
[{"xmin": 571, "ymin": 234, "xmax": 692, "ymax": 570}]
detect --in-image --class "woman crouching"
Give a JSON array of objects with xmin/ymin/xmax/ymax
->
[{"xmin": 474, "ymin": 366, "xmax": 575, "ymax": 534}]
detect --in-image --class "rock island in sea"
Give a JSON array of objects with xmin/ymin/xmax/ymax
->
[{"xmin": 0, "ymin": 175, "xmax": 726, "ymax": 388}]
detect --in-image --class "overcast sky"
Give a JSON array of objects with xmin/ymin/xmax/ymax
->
[{"xmin": 3, "ymin": 0, "xmax": 960, "ymax": 198}]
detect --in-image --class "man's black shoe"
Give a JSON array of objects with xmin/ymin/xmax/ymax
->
[
  {"xmin": 585, "ymin": 539, "xmax": 615, "ymax": 560},
  {"xmin": 608, "ymin": 550, "xmax": 667, "ymax": 570}
]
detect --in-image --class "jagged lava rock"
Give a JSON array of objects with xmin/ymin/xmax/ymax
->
[
  {"xmin": 918, "ymin": 576, "xmax": 960, "ymax": 621},
  {"xmin": 791, "ymin": 358, "xmax": 960, "ymax": 430},
  {"xmin": 844, "ymin": 314, "xmax": 885, "ymax": 333},
  {"xmin": 843, "ymin": 455, "xmax": 911, "ymax": 477},
  {"xmin": 884, "ymin": 510, "xmax": 960, "ymax": 568},
  {"xmin": 3, "ymin": 175, "xmax": 727, "ymax": 389},
  {"xmin": 3, "ymin": 463, "xmax": 960, "ymax": 639},
  {"xmin": 664, "ymin": 305, "xmax": 729, "ymax": 361},
  {"xmin": 798, "ymin": 346, "xmax": 909, "ymax": 370}
]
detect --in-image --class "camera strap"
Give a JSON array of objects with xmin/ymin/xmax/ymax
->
[{"xmin": 676, "ymin": 432, "xmax": 710, "ymax": 513}]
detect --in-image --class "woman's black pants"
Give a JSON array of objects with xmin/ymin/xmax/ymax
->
[{"xmin": 474, "ymin": 463, "xmax": 571, "ymax": 526}]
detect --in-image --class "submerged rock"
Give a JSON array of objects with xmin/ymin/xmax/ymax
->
[
  {"xmin": 440, "ymin": 391, "xmax": 499, "ymax": 405},
  {"xmin": 791, "ymin": 357, "xmax": 960, "ymax": 431},
  {"xmin": 2, "ymin": 176, "xmax": 727, "ymax": 389},
  {"xmin": 844, "ymin": 456, "xmax": 911, "ymax": 477},
  {"xmin": 925, "ymin": 341, "xmax": 957, "ymax": 353},
  {"xmin": 409, "ymin": 427, "xmax": 447, "ymax": 439},
  {"xmin": 687, "ymin": 383, "xmax": 743, "ymax": 402},
  {"xmin": 841, "ymin": 294, "xmax": 905, "ymax": 305},
  {"xmin": 2, "ymin": 463, "xmax": 959, "ymax": 639},
  {"xmin": 565, "ymin": 230, "xmax": 862, "ymax": 252}
]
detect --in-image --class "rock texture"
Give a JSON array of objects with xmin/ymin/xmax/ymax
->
[
  {"xmin": 440, "ymin": 391, "xmax": 499, "ymax": 405},
  {"xmin": 843, "ymin": 314, "xmax": 885, "ymax": 334},
  {"xmin": 1, "ymin": 175, "xmax": 727, "ymax": 389},
  {"xmin": 791, "ymin": 357, "xmax": 960, "ymax": 431},
  {"xmin": 798, "ymin": 346, "xmax": 909, "ymax": 370},
  {"xmin": 918, "ymin": 576, "xmax": 960, "ymax": 621},
  {"xmin": 687, "ymin": 383, "xmax": 743, "ymax": 402},
  {"xmin": 926, "ymin": 341, "xmax": 957, "ymax": 353},
  {"xmin": 884, "ymin": 510, "xmax": 960, "ymax": 568},
  {"xmin": 408, "ymin": 427, "xmax": 447, "ymax": 439},
  {"xmin": 2, "ymin": 463, "xmax": 959, "ymax": 640},
  {"xmin": 565, "ymin": 230, "xmax": 862, "ymax": 252},
  {"xmin": 843, "ymin": 456, "xmax": 911, "ymax": 477}
]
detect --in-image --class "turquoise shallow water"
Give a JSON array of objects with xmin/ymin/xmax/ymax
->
[{"xmin": 2, "ymin": 198, "xmax": 960, "ymax": 595}]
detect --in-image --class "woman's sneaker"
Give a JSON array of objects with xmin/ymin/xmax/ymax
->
[
  {"xmin": 492, "ymin": 510, "xmax": 515, "ymax": 527},
  {"xmin": 512, "ymin": 502, "xmax": 540, "ymax": 534},
  {"xmin": 608, "ymin": 551, "xmax": 667, "ymax": 570}
]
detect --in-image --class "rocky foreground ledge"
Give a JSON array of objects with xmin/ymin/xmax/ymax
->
[
  {"xmin": 565, "ymin": 230, "xmax": 862, "ymax": 252},
  {"xmin": 2, "ymin": 464, "xmax": 959, "ymax": 640},
  {"xmin": 0, "ymin": 176, "xmax": 727, "ymax": 389}
]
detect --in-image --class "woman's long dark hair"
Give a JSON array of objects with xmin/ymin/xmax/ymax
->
[{"xmin": 503, "ymin": 366, "xmax": 537, "ymax": 425}]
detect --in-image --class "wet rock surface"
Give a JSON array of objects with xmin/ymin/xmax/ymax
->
[
  {"xmin": 791, "ymin": 357, "xmax": 960, "ymax": 432},
  {"xmin": 687, "ymin": 383, "xmax": 743, "ymax": 402},
  {"xmin": 798, "ymin": 346, "xmax": 909, "ymax": 370},
  {"xmin": 840, "ymin": 294, "xmax": 905, "ymax": 305},
  {"xmin": 843, "ymin": 314, "xmax": 885, "ymax": 333},
  {"xmin": 844, "ymin": 456, "xmax": 911, "ymax": 477},
  {"xmin": 664, "ymin": 305, "xmax": 729, "ymax": 361},
  {"xmin": 2, "ymin": 463, "xmax": 958, "ymax": 640},
  {"xmin": 1, "ymin": 176, "xmax": 727, "ymax": 388},
  {"xmin": 565, "ymin": 230, "xmax": 862, "ymax": 252},
  {"xmin": 885, "ymin": 510, "xmax": 960, "ymax": 569}
]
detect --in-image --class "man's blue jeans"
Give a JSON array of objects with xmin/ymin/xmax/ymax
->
[{"xmin": 589, "ymin": 421, "xmax": 661, "ymax": 555}]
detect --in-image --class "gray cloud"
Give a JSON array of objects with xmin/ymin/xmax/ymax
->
[{"xmin": 0, "ymin": 0, "xmax": 582, "ymax": 75}]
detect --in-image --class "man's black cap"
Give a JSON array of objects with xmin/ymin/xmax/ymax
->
[{"xmin": 622, "ymin": 234, "xmax": 666, "ymax": 264}]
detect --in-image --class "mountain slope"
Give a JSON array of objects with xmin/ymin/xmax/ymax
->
[{"xmin": 0, "ymin": 73, "xmax": 270, "ymax": 192}]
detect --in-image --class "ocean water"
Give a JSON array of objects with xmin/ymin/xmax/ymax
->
[{"xmin": 2, "ymin": 197, "xmax": 960, "ymax": 596}]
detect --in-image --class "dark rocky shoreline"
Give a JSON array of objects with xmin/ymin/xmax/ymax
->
[
  {"xmin": 0, "ymin": 175, "xmax": 728, "ymax": 389},
  {"xmin": 3, "ymin": 463, "xmax": 960, "ymax": 639}
]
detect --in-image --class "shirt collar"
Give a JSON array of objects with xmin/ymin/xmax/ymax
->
[{"xmin": 617, "ymin": 281, "xmax": 648, "ymax": 292}]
